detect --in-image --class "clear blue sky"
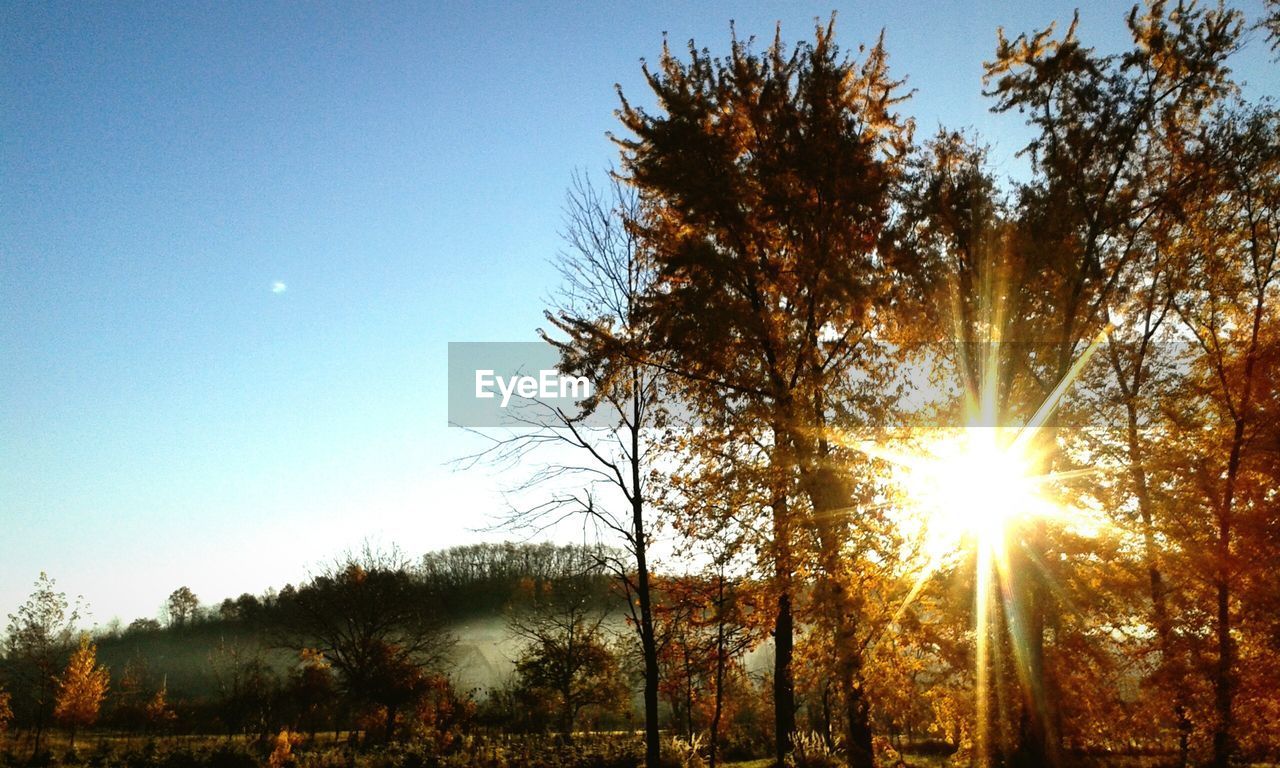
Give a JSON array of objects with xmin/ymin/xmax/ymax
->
[{"xmin": 2, "ymin": 1, "xmax": 1275, "ymax": 626}]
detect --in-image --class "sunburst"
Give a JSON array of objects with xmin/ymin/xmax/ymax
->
[{"xmin": 846, "ymin": 316, "xmax": 1120, "ymax": 766}]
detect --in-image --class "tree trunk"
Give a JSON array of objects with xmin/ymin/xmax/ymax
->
[
  {"xmin": 32, "ymin": 719, "xmax": 44, "ymax": 759},
  {"xmin": 384, "ymin": 704, "xmax": 397, "ymax": 743},
  {"xmin": 630, "ymin": 395, "xmax": 662, "ymax": 768},
  {"xmin": 1211, "ymin": 417, "xmax": 1245, "ymax": 768},
  {"xmin": 773, "ymin": 591, "xmax": 795, "ymax": 768},
  {"xmin": 801, "ymin": 459, "xmax": 874, "ymax": 768},
  {"xmin": 1010, "ymin": 522, "xmax": 1058, "ymax": 768},
  {"xmin": 1209, "ymin": 286, "xmax": 1263, "ymax": 768},
  {"xmin": 709, "ymin": 575, "xmax": 728, "ymax": 768},
  {"xmin": 1121, "ymin": 393, "xmax": 1193, "ymax": 765},
  {"xmin": 769, "ymin": 439, "xmax": 797, "ymax": 768}
]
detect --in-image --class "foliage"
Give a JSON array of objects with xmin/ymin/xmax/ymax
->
[
  {"xmin": 509, "ymin": 575, "xmax": 630, "ymax": 738},
  {"xmin": 0, "ymin": 686, "xmax": 11, "ymax": 735},
  {"xmin": 53, "ymin": 634, "xmax": 110, "ymax": 744},
  {"xmin": 2, "ymin": 572, "xmax": 82, "ymax": 753},
  {"xmin": 166, "ymin": 588, "xmax": 201, "ymax": 628},
  {"xmin": 274, "ymin": 547, "xmax": 453, "ymax": 741}
]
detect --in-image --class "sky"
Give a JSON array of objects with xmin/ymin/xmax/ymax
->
[{"xmin": 2, "ymin": 1, "xmax": 1276, "ymax": 627}]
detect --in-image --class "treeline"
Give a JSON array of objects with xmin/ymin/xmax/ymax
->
[{"xmin": 0, "ymin": 543, "xmax": 630, "ymax": 755}]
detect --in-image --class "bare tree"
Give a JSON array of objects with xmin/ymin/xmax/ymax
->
[{"xmin": 459, "ymin": 171, "xmax": 667, "ymax": 766}]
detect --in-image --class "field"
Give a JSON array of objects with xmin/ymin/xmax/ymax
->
[{"xmin": 4, "ymin": 733, "xmax": 1278, "ymax": 768}]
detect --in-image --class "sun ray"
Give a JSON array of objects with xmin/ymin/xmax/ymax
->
[{"xmin": 840, "ymin": 313, "xmax": 1124, "ymax": 766}]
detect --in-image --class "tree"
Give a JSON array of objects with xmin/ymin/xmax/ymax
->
[
  {"xmin": 209, "ymin": 640, "xmax": 278, "ymax": 738},
  {"xmin": 1167, "ymin": 104, "xmax": 1279, "ymax": 768},
  {"xmin": 112, "ymin": 654, "xmax": 151, "ymax": 733},
  {"xmin": 126, "ymin": 617, "xmax": 161, "ymax": 635},
  {"xmin": 274, "ymin": 547, "xmax": 453, "ymax": 741},
  {"xmin": 143, "ymin": 683, "xmax": 176, "ymax": 734},
  {"xmin": 3, "ymin": 573, "xmax": 81, "ymax": 757},
  {"xmin": 165, "ymin": 586, "xmax": 199, "ymax": 627},
  {"xmin": 980, "ymin": 4, "xmax": 1243, "ymax": 764},
  {"xmin": 653, "ymin": 561, "xmax": 758, "ymax": 768},
  {"xmin": 287, "ymin": 649, "xmax": 336, "ymax": 738},
  {"xmin": 53, "ymin": 634, "xmax": 109, "ymax": 750},
  {"xmin": 1264, "ymin": 0, "xmax": 1280, "ymax": 52},
  {"xmin": 509, "ymin": 573, "xmax": 628, "ymax": 739},
  {"xmin": 463, "ymin": 171, "xmax": 668, "ymax": 766},
  {"xmin": 614, "ymin": 18, "xmax": 913, "ymax": 767}
]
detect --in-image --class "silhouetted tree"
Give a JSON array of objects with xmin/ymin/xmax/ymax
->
[
  {"xmin": 614, "ymin": 17, "xmax": 912, "ymax": 767},
  {"xmin": 509, "ymin": 574, "xmax": 627, "ymax": 740},
  {"xmin": 3, "ymin": 573, "xmax": 81, "ymax": 757},
  {"xmin": 275, "ymin": 547, "xmax": 453, "ymax": 742},
  {"xmin": 164, "ymin": 587, "xmax": 199, "ymax": 628},
  {"xmin": 209, "ymin": 640, "xmax": 277, "ymax": 738},
  {"xmin": 461, "ymin": 172, "xmax": 668, "ymax": 765},
  {"xmin": 983, "ymin": 4, "xmax": 1243, "ymax": 764}
]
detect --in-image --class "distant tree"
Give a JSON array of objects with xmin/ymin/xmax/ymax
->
[
  {"xmin": 165, "ymin": 587, "xmax": 199, "ymax": 627},
  {"xmin": 126, "ymin": 618, "xmax": 161, "ymax": 635},
  {"xmin": 217, "ymin": 593, "xmax": 263, "ymax": 624},
  {"xmin": 509, "ymin": 575, "xmax": 627, "ymax": 739},
  {"xmin": 143, "ymin": 683, "xmax": 176, "ymax": 733},
  {"xmin": 287, "ymin": 649, "xmax": 336, "ymax": 738},
  {"xmin": 409, "ymin": 675, "xmax": 475, "ymax": 754},
  {"xmin": 356, "ymin": 641, "xmax": 433, "ymax": 741},
  {"xmin": 53, "ymin": 634, "xmax": 109, "ymax": 750},
  {"xmin": 210, "ymin": 640, "xmax": 278, "ymax": 738},
  {"xmin": 112, "ymin": 654, "xmax": 150, "ymax": 732},
  {"xmin": 274, "ymin": 547, "xmax": 453, "ymax": 742},
  {"xmin": 3, "ymin": 573, "xmax": 81, "ymax": 756}
]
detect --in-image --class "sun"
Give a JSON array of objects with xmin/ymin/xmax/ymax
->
[{"xmin": 914, "ymin": 428, "xmax": 1044, "ymax": 557}]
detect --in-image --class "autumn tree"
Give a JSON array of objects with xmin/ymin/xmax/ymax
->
[
  {"xmin": 1166, "ymin": 104, "xmax": 1279, "ymax": 767},
  {"xmin": 274, "ymin": 547, "xmax": 453, "ymax": 741},
  {"xmin": 287, "ymin": 648, "xmax": 336, "ymax": 738},
  {"xmin": 143, "ymin": 683, "xmax": 176, "ymax": 734},
  {"xmin": 2, "ymin": 573, "xmax": 82, "ymax": 757},
  {"xmin": 509, "ymin": 573, "xmax": 628, "ymax": 740},
  {"xmin": 614, "ymin": 18, "xmax": 912, "ymax": 766},
  {"xmin": 653, "ymin": 559, "xmax": 759, "ymax": 768},
  {"xmin": 164, "ymin": 586, "xmax": 199, "ymax": 628},
  {"xmin": 53, "ymin": 634, "xmax": 109, "ymax": 750},
  {"xmin": 979, "ymin": 3, "xmax": 1243, "ymax": 764}
]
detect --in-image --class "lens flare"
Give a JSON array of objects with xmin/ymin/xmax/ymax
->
[
  {"xmin": 845, "ymin": 318, "xmax": 1119, "ymax": 767},
  {"xmin": 913, "ymin": 428, "xmax": 1044, "ymax": 558}
]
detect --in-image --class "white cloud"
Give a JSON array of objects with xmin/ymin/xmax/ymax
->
[{"xmin": 271, "ymin": 281, "xmax": 287, "ymax": 294}]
